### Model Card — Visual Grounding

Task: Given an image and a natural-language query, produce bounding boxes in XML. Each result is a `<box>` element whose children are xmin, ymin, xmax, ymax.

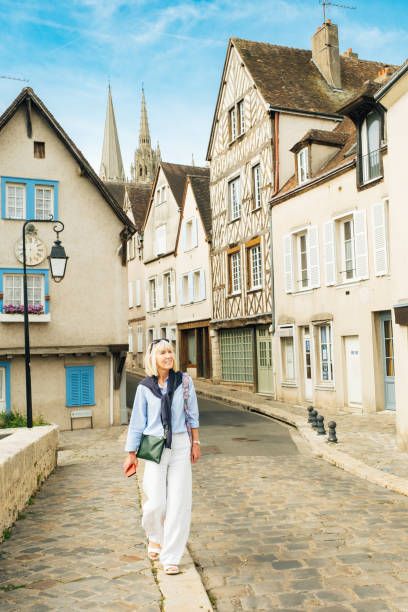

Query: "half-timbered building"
<box><xmin>207</xmin><ymin>20</ymin><xmax>393</xmax><ymax>395</ymax></box>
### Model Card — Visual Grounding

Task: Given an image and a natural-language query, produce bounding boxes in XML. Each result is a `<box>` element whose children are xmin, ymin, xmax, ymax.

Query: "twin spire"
<box><xmin>100</xmin><ymin>85</ymin><xmax>160</xmax><ymax>184</ymax></box>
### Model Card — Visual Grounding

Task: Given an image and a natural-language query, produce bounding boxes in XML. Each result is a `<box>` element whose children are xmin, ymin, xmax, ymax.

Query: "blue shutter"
<box><xmin>66</xmin><ymin>366</ymin><xmax>95</xmax><ymax>406</ymax></box>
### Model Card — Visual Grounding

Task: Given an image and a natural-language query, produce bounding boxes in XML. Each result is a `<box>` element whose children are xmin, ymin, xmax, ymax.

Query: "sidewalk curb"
<box><xmin>136</xmin><ymin>459</ymin><xmax>214</xmax><ymax>612</ymax></box>
<box><xmin>194</xmin><ymin>385</ymin><xmax>408</xmax><ymax>498</ymax></box>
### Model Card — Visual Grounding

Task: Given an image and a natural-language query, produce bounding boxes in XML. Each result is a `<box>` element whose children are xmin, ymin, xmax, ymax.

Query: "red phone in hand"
<box><xmin>125</xmin><ymin>463</ymin><xmax>137</xmax><ymax>477</ymax></box>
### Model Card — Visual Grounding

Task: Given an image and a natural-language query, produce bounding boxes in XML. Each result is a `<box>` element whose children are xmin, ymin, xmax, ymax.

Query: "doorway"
<box><xmin>344</xmin><ymin>335</ymin><xmax>362</xmax><ymax>406</ymax></box>
<box><xmin>302</xmin><ymin>327</ymin><xmax>313</xmax><ymax>401</ymax></box>
<box><xmin>380</xmin><ymin>312</ymin><xmax>395</xmax><ymax>410</ymax></box>
<box><xmin>256</xmin><ymin>326</ymin><xmax>273</xmax><ymax>395</ymax></box>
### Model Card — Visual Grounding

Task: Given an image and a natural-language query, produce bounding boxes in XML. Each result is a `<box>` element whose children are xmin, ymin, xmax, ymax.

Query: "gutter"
<box><xmin>268</xmin><ymin>104</ymin><xmax>342</xmax><ymax>122</ymax></box>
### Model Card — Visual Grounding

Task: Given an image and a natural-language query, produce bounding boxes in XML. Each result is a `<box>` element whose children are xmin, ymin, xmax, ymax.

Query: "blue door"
<box><xmin>380</xmin><ymin>312</ymin><xmax>395</xmax><ymax>411</ymax></box>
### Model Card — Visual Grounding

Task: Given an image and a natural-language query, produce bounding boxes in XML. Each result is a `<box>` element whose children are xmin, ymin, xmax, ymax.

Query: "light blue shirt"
<box><xmin>125</xmin><ymin>375</ymin><xmax>199</xmax><ymax>452</ymax></box>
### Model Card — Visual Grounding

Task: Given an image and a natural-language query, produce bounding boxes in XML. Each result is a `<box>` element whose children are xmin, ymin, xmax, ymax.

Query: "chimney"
<box><xmin>374</xmin><ymin>66</ymin><xmax>395</xmax><ymax>84</ymax></box>
<box><xmin>312</xmin><ymin>21</ymin><xmax>342</xmax><ymax>89</ymax></box>
<box><xmin>343</xmin><ymin>48</ymin><xmax>358</xmax><ymax>59</ymax></box>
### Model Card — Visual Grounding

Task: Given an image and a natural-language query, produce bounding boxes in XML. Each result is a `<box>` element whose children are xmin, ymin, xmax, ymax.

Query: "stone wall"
<box><xmin>0</xmin><ymin>425</ymin><xmax>58</xmax><ymax>538</ymax></box>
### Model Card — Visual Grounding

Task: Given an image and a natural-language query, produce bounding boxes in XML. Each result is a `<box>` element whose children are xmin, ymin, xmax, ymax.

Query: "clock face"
<box><xmin>15</xmin><ymin>236</ymin><xmax>47</xmax><ymax>266</ymax></box>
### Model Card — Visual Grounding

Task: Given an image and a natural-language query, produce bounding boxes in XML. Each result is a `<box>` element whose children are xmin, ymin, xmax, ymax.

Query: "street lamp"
<box><xmin>23</xmin><ymin>219</ymin><xmax>68</xmax><ymax>428</ymax></box>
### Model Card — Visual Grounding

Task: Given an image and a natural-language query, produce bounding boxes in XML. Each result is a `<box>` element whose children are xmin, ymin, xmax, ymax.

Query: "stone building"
<box><xmin>0</xmin><ymin>88</ymin><xmax>134</xmax><ymax>429</ymax></box>
<box><xmin>207</xmin><ymin>20</ymin><xmax>393</xmax><ymax>396</ymax></box>
<box><xmin>130</xmin><ymin>89</ymin><xmax>161</xmax><ymax>184</ymax></box>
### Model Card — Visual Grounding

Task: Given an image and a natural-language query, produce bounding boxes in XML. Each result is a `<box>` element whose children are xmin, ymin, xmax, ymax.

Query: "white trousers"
<box><xmin>142</xmin><ymin>432</ymin><xmax>192</xmax><ymax>566</ymax></box>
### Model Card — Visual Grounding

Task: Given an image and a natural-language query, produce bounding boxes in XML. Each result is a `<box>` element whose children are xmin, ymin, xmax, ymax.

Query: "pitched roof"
<box><xmin>0</xmin><ymin>88</ymin><xmax>134</xmax><ymax>233</ymax></box>
<box><xmin>161</xmin><ymin>162</ymin><xmax>209</xmax><ymax>207</ymax></box>
<box><xmin>188</xmin><ymin>174</ymin><xmax>211</xmax><ymax>239</ymax></box>
<box><xmin>104</xmin><ymin>181</ymin><xmax>151</xmax><ymax>231</ymax></box>
<box><xmin>291</xmin><ymin>129</ymin><xmax>348</xmax><ymax>153</ymax></box>
<box><xmin>232</xmin><ymin>38</ymin><xmax>394</xmax><ymax>116</ymax></box>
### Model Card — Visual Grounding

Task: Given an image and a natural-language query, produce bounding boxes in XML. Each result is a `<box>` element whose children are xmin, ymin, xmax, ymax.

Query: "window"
<box><xmin>228</xmin><ymin>250</ymin><xmax>241</xmax><ymax>294</ymax></box>
<box><xmin>220</xmin><ymin>328</ymin><xmax>254</xmax><ymax>383</ymax></box>
<box><xmin>281</xmin><ymin>336</ymin><xmax>295</xmax><ymax>382</ymax></box>
<box><xmin>137</xmin><ymin>325</ymin><xmax>143</xmax><ymax>353</ymax></box>
<box><xmin>163</xmin><ymin>271</ymin><xmax>175</xmax><ymax>306</ymax></box>
<box><xmin>340</xmin><ymin>218</ymin><xmax>355</xmax><ymax>281</ymax></box>
<box><xmin>186</xmin><ymin>329</ymin><xmax>196</xmax><ymax>365</ymax></box>
<box><xmin>0</xmin><ymin>362</ymin><xmax>10</xmax><ymax>413</ymax></box>
<box><xmin>229</xmin><ymin>106</ymin><xmax>237</xmax><ymax>141</ymax></box>
<box><xmin>35</xmin><ymin>185</ymin><xmax>53</xmax><ymax>219</ymax></box>
<box><xmin>66</xmin><ymin>366</ymin><xmax>95</xmax><ymax>407</ymax></box>
<box><xmin>34</xmin><ymin>142</ymin><xmax>45</xmax><ymax>159</ymax></box>
<box><xmin>252</xmin><ymin>164</ymin><xmax>261</xmax><ymax>210</ymax></box>
<box><xmin>155</xmin><ymin>224</ymin><xmax>166</xmax><ymax>256</ymax></box>
<box><xmin>183</xmin><ymin>217</ymin><xmax>197</xmax><ymax>251</ymax></box>
<box><xmin>2</xmin><ymin>177</ymin><xmax>58</xmax><ymax>220</ymax></box>
<box><xmin>193</xmin><ymin>271</ymin><xmax>201</xmax><ymax>301</ymax></box>
<box><xmin>128</xmin><ymin>281</ymin><xmax>134</xmax><ymax>308</ymax></box>
<box><xmin>127</xmin><ymin>236</ymin><xmax>135</xmax><ymax>261</ymax></box>
<box><xmin>229</xmin><ymin>177</ymin><xmax>240</xmax><ymax>221</ymax></box>
<box><xmin>6</xmin><ymin>184</ymin><xmax>25</xmax><ymax>219</ymax></box>
<box><xmin>246</xmin><ymin>241</ymin><xmax>262</xmax><ymax>290</ymax></box>
<box><xmin>146</xmin><ymin>327</ymin><xmax>155</xmax><ymax>347</ymax></box>
<box><xmin>135</xmin><ymin>279</ymin><xmax>141</xmax><ymax>306</ymax></box>
<box><xmin>360</xmin><ymin>111</ymin><xmax>381</xmax><ymax>184</ymax></box>
<box><xmin>128</xmin><ymin>326</ymin><xmax>133</xmax><ymax>353</ymax></box>
<box><xmin>4</xmin><ymin>274</ymin><xmax>44</xmax><ymax>310</ymax></box>
<box><xmin>317</xmin><ymin>324</ymin><xmax>333</xmax><ymax>383</ymax></box>
<box><xmin>168</xmin><ymin>325</ymin><xmax>177</xmax><ymax>351</ymax></box>
<box><xmin>283</xmin><ymin>226</ymin><xmax>320</xmax><ymax>293</ymax></box>
<box><xmin>161</xmin><ymin>186</ymin><xmax>166</xmax><ymax>203</ymax></box>
<box><xmin>297</xmin><ymin>148</ymin><xmax>308</xmax><ymax>184</ymax></box>
<box><xmin>149</xmin><ymin>278</ymin><xmax>157</xmax><ymax>310</ymax></box>
<box><xmin>237</xmin><ymin>99</ymin><xmax>245</xmax><ymax>135</ymax></box>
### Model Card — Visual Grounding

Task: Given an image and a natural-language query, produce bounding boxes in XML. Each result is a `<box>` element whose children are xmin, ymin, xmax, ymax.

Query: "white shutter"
<box><xmin>152</xmin><ymin>327</ymin><xmax>157</xmax><ymax>340</ymax></box>
<box><xmin>128</xmin><ymin>327</ymin><xmax>133</xmax><ymax>353</ymax></box>
<box><xmin>169</xmin><ymin>270</ymin><xmax>176</xmax><ymax>306</ymax></box>
<box><xmin>137</xmin><ymin>326</ymin><xmax>143</xmax><ymax>353</ymax></box>
<box><xmin>372</xmin><ymin>201</ymin><xmax>388</xmax><ymax>276</ymax></box>
<box><xmin>188</xmin><ymin>272</ymin><xmax>194</xmax><ymax>303</ymax></box>
<box><xmin>145</xmin><ymin>281</ymin><xmax>150</xmax><ymax>312</ymax></box>
<box><xmin>323</xmin><ymin>221</ymin><xmax>336</xmax><ymax>286</ymax></box>
<box><xmin>128</xmin><ymin>282</ymin><xmax>133</xmax><ymax>308</ymax></box>
<box><xmin>135</xmin><ymin>279</ymin><xmax>141</xmax><ymax>306</ymax></box>
<box><xmin>157</xmin><ymin>275</ymin><xmax>164</xmax><ymax>309</ymax></box>
<box><xmin>199</xmin><ymin>269</ymin><xmax>206</xmax><ymax>300</ymax></box>
<box><xmin>179</xmin><ymin>276</ymin><xmax>184</xmax><ymax>305</ymax></box>
<box><xmin>283</xmin><ymin>234</ymin><xmax>294</xmax><ymax>293</ymax></box>
<box><xmin>308</xmin><ymin>226</ymin><xmax>320</xmax><ymax>289</ymax></box>
<box><xmin>353</xmin><ymin>209</ymin><xmax>369</xmax><ymax>280</ymax></box>
<box><xmin>192</xmin><ymin>217</ymin><xmax>198</xmax><ymax>248</ymax></box>
<box><xmin>182</xmin><ymin>221</ymin><xmax>187</xmax><ymax>252</ymax></box>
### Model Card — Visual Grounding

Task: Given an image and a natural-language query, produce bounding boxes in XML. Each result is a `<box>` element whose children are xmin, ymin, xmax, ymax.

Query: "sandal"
<box><xmin>164</xmin><ymin>564</ymin><xmax>180</xmax><ymax>575</ymax></box>
<box><xmin>147</xmin><ymin>543</ymin><xmax>161</xmax><ymax>560</ymax></box>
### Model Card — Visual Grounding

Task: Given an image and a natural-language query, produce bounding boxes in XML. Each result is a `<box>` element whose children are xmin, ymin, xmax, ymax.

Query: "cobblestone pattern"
<box><xmin>191</xmin><ymin>378</ymin><xmax>408</xmax><ymax>481</ymax></box>
<box><xmin>189</xmin><ymin>452</ymin><xmax>408</xmax><ymax>612</ymax></box>
<box><xmin>0</xmin><ymin>427</ymin><xmax>161</xmax><ymax>612</ymax></box>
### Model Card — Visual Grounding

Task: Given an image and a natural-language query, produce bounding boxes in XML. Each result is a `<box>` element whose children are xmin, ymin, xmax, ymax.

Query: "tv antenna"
<box><xmin>0</xmin><ymin>74</ymin><xmax>29</xmax><ymax>82</ymax></box>
<box><xmin>320</xmin><ymin>0</ymin><xmax>356</xmax><ymax>23</ymax></box>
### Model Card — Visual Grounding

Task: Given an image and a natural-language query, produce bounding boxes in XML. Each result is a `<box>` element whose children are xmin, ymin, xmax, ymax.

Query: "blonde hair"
<box><xmin>144</xmin><ymin>339</ymin><xmax>178</xmax><ymax>377</ymax></box>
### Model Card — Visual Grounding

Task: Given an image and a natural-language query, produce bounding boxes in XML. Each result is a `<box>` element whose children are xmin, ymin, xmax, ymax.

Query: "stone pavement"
<box><xmin>189</xmin><ymin>447</ymin><xmax>408</xmax><ymax>612</ymax></box>
<box><xmin>0</xmin><ymin>427</ymin><xmax>211</xmax><ymax>612</ymax></box>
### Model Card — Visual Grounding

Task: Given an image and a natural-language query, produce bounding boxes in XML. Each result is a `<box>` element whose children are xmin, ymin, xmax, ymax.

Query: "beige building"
<box><xmin>0</xmin><ymin>88</ymin><xmax>134</xmax><ymax>429</ymax></box>
<box><xmin>270</xmin><ymin>61</ymin><xmax>405</xmax><ymax>423</ymax></box>
<box><xmin>207</xmin><ymin>21</ymin><xmax>388</xmax><ymax>395</ymax></box>
<box><xmin>375</xmin><ymin>63</ymin><xmax>408</xmax><ymax>448</ymax></box>
<box><xmin>142</xmin><ymin>163</ymin><xmax>209</xmax><ymax>363</ymax></box>
<box><xmin>176</xmin><ymin>173</ymin><xmax>212</xmax><ymax>378</ymax></box>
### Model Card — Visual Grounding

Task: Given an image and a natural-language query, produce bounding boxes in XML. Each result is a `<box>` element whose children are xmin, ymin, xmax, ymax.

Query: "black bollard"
<box><xmin>307</xmin><ymin>406</ymin><xmax>314</xmax><ymax>423</ymax></box>
<box><xmin>311</xmin><ymin>409</ymin><xmax>318</xmax><ymax>429</ymax></box>
<box><xmin>317</xmin><ymin>415</ymin><xmax>326</xmax><ymax>435</ymax></box>
<box><xmin>328</xmin><ymin>421</ymin><xmax>338</xmax><ymax>443</ymax></box>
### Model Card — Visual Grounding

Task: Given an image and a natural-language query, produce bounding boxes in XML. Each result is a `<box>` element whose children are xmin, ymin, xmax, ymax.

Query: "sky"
<box><xmin>0</xmin><ymin>0</ymin><xmax>407</xmax><ymax>175</ymax></box>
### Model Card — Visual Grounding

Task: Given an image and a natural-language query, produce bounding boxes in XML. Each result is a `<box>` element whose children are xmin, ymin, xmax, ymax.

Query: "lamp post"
<box><xmin>23</xmin><ymin>219</ymin><xmax>68</xmax><ymax>428</ymax></box>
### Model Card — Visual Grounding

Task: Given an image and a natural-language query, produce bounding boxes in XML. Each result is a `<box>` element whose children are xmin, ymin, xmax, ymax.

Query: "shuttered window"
<box><xmin>283</xmin><ymin>227</ymin><xmax>320</xmax><ymax>293</ymax></box>
<box><xmin>66</xmin><ymin>366</ymin><xmax>95</xmax><ymax>407</ymax></box>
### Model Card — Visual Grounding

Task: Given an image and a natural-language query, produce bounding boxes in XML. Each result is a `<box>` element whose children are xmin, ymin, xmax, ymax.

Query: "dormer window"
<box><xmin>360</xmin><ymin>111</ymin><xmax>381</xmax><ymax>184</ymax></box>
<box><xmin>297</xmin><ymin>148</ymin><xmax>309</xmax><ymax>184</ymax></box>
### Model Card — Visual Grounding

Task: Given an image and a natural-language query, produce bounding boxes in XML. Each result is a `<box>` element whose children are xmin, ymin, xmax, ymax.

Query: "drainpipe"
<box><xmin>110</xmin><ymin>353</ymin><xmax>114</xmax><ymax>426</ymax></box>
<box><xmin>269</xmin><ymin>110</ymin><xmax>279</xmax><ymax>335</ymax></box>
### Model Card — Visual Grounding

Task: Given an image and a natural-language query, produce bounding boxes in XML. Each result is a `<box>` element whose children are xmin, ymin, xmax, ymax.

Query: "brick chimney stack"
<box><xmin>312</xmin><ymin>21</ymin><xmax>342</xmax><ymax>89</ymax></box>
<box><xmin>343</xmin><ymin>48</ymin><xmax>358</xmax><ymax>59</ymax></box>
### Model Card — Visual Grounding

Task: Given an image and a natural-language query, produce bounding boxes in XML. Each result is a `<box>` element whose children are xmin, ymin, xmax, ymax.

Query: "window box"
<box><xmin>0</xmin><ymin>313</ymin><xmax>51</xmax><ymax>322</ymax></box>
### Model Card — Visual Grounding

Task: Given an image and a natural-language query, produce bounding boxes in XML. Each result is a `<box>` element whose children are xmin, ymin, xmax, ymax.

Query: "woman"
<box><xmin>123</xmin><ymin>339</ymin><xmax>201</xmax><ymax>575</ymax></box>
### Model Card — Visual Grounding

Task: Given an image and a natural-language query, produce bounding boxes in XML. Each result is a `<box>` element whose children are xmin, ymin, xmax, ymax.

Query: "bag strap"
<box><xmin>182</xmin><ymin>373</ymin><xmax>193</xmax><ymax>444</ymax></box>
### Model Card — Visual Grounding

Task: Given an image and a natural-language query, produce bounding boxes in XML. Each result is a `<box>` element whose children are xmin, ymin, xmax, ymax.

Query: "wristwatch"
<box><xmin>192</xmin><ymin>441</ymin><xmax>201</xmax><ymax>445</ymax></box>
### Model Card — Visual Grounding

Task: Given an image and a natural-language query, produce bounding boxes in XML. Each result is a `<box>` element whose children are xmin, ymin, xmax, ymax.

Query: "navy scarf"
<box><xmin>140</xmin><ymin>369</ymin><xmax>182</xmax><ymax>448</ymax></box>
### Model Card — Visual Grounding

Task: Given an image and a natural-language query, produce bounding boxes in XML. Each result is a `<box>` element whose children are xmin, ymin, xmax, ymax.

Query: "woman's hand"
<box><xmin>191</xmin><ymin>443</ymin><xmax>201</xmax><ymax>464</ymax></box>
<box><xmin>123</xmin><ymin>452</ymin><xmax>138</xmax><ymax>473</ymax></box>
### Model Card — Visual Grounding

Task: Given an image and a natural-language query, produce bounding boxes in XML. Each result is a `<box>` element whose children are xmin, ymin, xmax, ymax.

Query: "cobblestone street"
<box><xmin>190</xmin><ymin>448</ymin><xmax>408</xmax><ymax>611</ymax></box>
<box><xmin>0</xmin><ymin>428</ymin><xmax>162</xmax><ymax>612</ymax></box>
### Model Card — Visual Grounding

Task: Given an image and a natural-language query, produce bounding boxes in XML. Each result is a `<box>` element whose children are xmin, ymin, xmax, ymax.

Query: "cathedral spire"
<box><xmin>100</xmin><ymin>85</ymin><xmax>125</xmax><ymax>183</ymax></box>
<box><xmin>139</xmin><ymin>88</ymin><xmax>151</xmax><ymax>148</ymax></box>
